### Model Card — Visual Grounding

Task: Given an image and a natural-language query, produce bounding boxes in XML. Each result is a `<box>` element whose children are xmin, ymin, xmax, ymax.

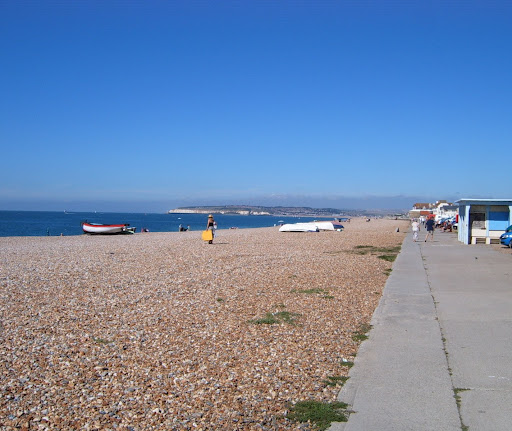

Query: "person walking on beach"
<box><xmin>206</xmin><ymin>214</ymin><xmax>216</xmax><ymax>244</ymax></box>
<box><xmin>425</xmin><ymin>216</ymin><xmax>435</xmax><ymax>242</ymax></box>
<box><xmin>411</xmin><ymin>219</ymin><xmax>420</xmax><ymax>242</ymax></box>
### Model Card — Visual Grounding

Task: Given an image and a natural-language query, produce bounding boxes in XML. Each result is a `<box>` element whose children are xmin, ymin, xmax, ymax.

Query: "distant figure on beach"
<box><xmin>425</xmin><ymin>217</ymin><xmax>435</xmax><ymax>242</ymax></box>
<box><xmin>206</xmin><ymin>214</ymin><xmax>216</xmax><ymax>244</ymax></box>
<box><xmin>411</xmin><ymin>219</ymin><xmax>420</xmax><ymax>242</ymax></box>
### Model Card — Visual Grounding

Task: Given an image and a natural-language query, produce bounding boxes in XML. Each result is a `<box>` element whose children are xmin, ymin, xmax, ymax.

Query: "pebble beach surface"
<box><xmin>0</xmin><ymin>218</ymin><xmax>408</xmax><ymax>430</ymax></box>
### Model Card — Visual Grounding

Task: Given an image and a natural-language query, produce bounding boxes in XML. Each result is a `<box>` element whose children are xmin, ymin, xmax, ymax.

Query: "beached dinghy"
<box><xmin>278</xmin><ymin>223</ymin><xmax>319</xmax><ymax>232</ymax></box>
<box><xmin>313</xmin><ymin>221</ymin><xmax>345</xmax><ymax>231</ymax></box>
<box><xmin>312</xmin><ymin>221</ymin><xmax>336</xmax><ymax>231</ymax></box>
<box><xmin>82</xmin><ymin>222</ymin><xmax>136</xmax><ymax>235</ymax></box>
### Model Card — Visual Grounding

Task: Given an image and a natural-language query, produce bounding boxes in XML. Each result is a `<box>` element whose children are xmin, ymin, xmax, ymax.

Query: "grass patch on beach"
<box><xmin>352</xmin><ymin>323</ymin><xmax>372</xmax><ymax>342</ymax></box>
<box><xmin>341</xmin><ymin>360</ymin><xmax>354</xmax><ymax>368</ymax></box>
<box><xmin>286</xmin><ymin>400</ymin><xmax>348</xmax><ymax>430</ymax></box>
<box><xmin>352</xmin><ymin>245</ymin><xmax>374</xmax><ymax>253</ymax></box>
<box><xmin>249</xmin><ymin>312</ymin><xmax>279</xmax><ymax>325</ymax></box>
<box><xmin>293</xmin><ymin>287</ymin><xmax>325</xmax><ymax>295</ymax></box>
<box><xmin>292</xmin><ymin>288</ymin><xmax>334</xmax><ymax>299</ymax></box>
<box><xmin>322</xmin><ymin>375</ymin><xmax>349</xmax><ymax>387</ymax></box>
<box><xmin>249</xmin><ymin>310</ymin><xmax>301</xmax><ymax>325</ymax></box>
<box><xmin>352</xmin><ymin>245</ymin><xmax>401</xmax><ymax>261</ymax></box>
<box><xmin>378</xmin><ymin>254</ymin><xmax>397</xmax><ymax>262</ymax></box>
<box><xmin>92</xmin><ymin>337</ymin><xmax>113</xmax><ymax>345</ymax></box>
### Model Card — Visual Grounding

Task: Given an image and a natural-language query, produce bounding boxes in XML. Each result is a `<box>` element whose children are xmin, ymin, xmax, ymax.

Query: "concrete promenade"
<box><xmin>330</xmin><ymin>229</ymin><xmax>512</xmax><ymax>431</ymax></box>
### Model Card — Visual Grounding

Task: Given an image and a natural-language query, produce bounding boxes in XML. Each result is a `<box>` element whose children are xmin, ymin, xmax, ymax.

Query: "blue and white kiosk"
<box><xmin>456</xmin><ymin>199</ymin><xmax>512</xmax><ymax>245</ymax></box>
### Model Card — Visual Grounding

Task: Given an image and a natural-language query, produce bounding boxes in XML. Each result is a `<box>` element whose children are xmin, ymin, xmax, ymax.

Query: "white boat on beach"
<box><xmin>82</xmin><ymin>222</ymin><xmax>136</xmax><ymax>235</ymax></box>
<box><xmin>279</xmin><ymin>221</ymin><xmax>344</xmax><ymax>232</ymax></box>
<box><xmin>313</xmin><ymin>221</ymin><xmax>345</xmax><ymax>231</ymax></box>
<box><xmin>278</xmin><ymin>223</ymin><xmax>319</xmax><ymax>232</ymax></box>
<box><xmin>313</xmin><ymin>221</ymin><xmax>336</xmax><ymax>231</ymax></box>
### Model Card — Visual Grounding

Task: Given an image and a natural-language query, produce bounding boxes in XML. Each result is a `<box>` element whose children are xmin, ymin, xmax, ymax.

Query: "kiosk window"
<box><xmin>470</xmin><ymin>213</ymin><xmax>485</xmax><ymax>229</ymax></box>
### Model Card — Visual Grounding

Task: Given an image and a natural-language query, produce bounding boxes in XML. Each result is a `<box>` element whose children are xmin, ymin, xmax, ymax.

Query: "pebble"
<box><xmin>0</xmin><ymin>218</ymin><xmax>407</xmax><ymax>429</ymax></box>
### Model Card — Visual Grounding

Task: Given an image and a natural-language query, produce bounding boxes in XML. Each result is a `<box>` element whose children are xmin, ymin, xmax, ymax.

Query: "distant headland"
<box><xmin>169</xmin><ymin>205</ymin><xmax>401</xmax><ymax>217</ymax></box>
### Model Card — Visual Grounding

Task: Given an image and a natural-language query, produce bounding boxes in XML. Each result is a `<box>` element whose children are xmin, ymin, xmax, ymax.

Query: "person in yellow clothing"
<box><xmin>206</xmin><ymin>214</ymin><xmax>215</xmax><ymax>244</ymax></box>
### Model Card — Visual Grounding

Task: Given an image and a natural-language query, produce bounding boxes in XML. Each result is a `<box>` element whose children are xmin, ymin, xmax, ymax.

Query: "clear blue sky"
<box><xmin>1</xmin><ymin>1</ymin><xmax>511</xmax><ymax>212</ymax></box>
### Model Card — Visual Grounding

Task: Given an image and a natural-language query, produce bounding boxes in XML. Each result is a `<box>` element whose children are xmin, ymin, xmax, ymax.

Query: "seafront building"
<box><xmin>409</xmin><ymin>200</ymin><xmax>457</xmax><ymax>220</ymax></box>
<box><xmin>456</xmin><ymin>198</ymin><xmax>512</xmax><ymax>245</ymax></box>
<box><xmin>410</xmin><ymin>199</ymin><xmax>512</xmax><ymax>245</ymax></box>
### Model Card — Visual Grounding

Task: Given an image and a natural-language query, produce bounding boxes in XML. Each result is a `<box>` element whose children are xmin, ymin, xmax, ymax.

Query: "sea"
<box><xmin>0</xmin><ymin>211</ymin><xmax>326</xmax><ymax>237</ymax></box>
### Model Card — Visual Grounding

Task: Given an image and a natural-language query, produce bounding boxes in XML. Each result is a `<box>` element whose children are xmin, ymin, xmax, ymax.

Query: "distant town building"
<box><xmin>409</xmin><ymin>202</ymin><xmax>433</xmax><ymax>219</ymax></box>
<box><xmin>409</xmin><ymin>200</ymin><xmax>456</xmax><ymax>220</ymax></box>
<box><xmin>432</xmin><ymin>201</ymin><xmax>458</xmax><ymax>220</ymax></box>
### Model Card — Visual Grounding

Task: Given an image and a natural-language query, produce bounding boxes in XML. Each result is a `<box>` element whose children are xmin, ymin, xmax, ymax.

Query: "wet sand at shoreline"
<box><xmin>0</xmin><ymin>218</ymin><xmax>408</xmax><ymax>430</ymax></box>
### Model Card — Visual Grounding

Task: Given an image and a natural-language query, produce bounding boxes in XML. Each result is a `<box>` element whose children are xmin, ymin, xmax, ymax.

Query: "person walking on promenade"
<box><xmin>206</xmin><ymin>214</ymin><xmax>216</xmax><ymax>244</ymax></box>
<box><xmin>425</xmin><ymin>216</ymin><xmax>435</xmax><ymax>242</ymax></box>
<box><xmin>411</xmin><ymin>219</ymin><xmax>420</xmax><ymax>242</ymax></box>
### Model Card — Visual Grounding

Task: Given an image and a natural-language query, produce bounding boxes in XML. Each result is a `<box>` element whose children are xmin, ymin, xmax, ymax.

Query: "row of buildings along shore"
<box><xmin>409</xmin><ymin>198</ymin><xmax>512</xmax><ymax>246</ymax></box>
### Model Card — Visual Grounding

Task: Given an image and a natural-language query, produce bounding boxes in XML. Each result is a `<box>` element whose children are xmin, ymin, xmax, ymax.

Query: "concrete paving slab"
<box><xmin>330</xmin><ymin>231</ymin><xmax>512</xmax><ymax>430</ymax></box>
<box><xmin>330</xmin><ymin>234</ymin><xmax>461</xmax><ymax>431</ymax></box>
<box><xmin>460</xmin><ymin>388</ymin><xmax>512</xmax><ymax>431</ymax></box>
<box><xmin>444</xmin><ymin>321</ymin><xmax>512</xmax><ymax>390</ymax></box>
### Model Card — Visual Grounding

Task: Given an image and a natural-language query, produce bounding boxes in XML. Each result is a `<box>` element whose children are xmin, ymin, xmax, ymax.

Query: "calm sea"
<box><xmin>0</xmin><ymin>211</ymin><xmax>324</xmax><ymax>237</ymax></box>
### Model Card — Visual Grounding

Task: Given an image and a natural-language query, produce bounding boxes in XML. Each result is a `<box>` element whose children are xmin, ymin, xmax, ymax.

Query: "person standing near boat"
<box><xmin>206</xmin><ymin>214</ymin><xmax>216</xmax><ymax>244</ymax></box>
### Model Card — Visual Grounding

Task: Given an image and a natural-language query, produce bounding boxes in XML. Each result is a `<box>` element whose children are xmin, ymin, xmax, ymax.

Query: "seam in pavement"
<box><xmin>329</xmin><ymin>234</ymin><xmax>461</xmax><ymax>431</ymax></box>
<box><xmin>420</xmin><ymin>244</ymin><xmax>467</xmax><ymax>431</ymax></box>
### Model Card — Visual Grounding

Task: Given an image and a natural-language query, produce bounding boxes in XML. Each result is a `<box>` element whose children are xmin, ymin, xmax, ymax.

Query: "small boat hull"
<box><xmin>82</xmin><ymin>222</ymin><xmax>136</xmax><ymax>235</ymax></box>
<box><xmin>279</xmin><ymin>223</ymin><xmax>319</xmax><ymax>232</ymax></box>
<box><xmin>279</xmin><ymin>221</ymin><xmax>344</xmax><ymax>232</ymax></box>
<box><xmin>313</xmin><ymin>221</ymin><xmax>335</xmax><ymax>231</ymax></box>
<box><xmin>314</xmin><ymin>221</ymin><xmax>345</xmax><ymax>231</ymax></box>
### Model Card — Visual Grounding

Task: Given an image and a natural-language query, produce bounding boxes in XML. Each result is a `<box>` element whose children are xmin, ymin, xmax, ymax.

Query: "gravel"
<box><xmin>0</xmin><ymin>218</ymin><xmax>407</xmax><ymax>430</ymax></box>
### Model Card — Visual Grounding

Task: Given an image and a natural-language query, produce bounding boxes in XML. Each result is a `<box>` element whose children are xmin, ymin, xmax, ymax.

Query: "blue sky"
<box><xmin>1</xmin><ymin>1</ymin><xmax>511</xmax><ymax>212</ymax></box>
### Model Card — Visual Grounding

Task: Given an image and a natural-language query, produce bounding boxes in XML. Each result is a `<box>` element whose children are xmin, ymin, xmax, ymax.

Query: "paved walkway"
<box><xmin>330</xmin><ymin>229</ymin><xmax>512</xmax><ymax>431</ymax></box>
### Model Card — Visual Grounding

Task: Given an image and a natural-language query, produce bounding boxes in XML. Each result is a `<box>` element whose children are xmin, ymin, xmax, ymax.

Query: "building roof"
<box><xmin>456</xmin><ymin>198</ymin><xmax>512</xmax><ymax>205</ymax></box>
<box><xmin>413</xmin><ymin>203</ymin><xmax>431</xmax><ymax>209</ymax></box>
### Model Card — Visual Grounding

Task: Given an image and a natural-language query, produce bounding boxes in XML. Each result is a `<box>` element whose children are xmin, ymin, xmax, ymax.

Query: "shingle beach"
<box><xmin>0</xmin><ymin>218</ymin><xmax>407</xmax><ymax>430</ymax></box>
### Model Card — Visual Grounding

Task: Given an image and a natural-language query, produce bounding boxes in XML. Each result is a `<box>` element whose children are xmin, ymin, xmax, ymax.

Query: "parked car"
<box><xmin>500</xmin><ymin>230</ymin><xmax>512</xmax><ymax>248</ymax></box>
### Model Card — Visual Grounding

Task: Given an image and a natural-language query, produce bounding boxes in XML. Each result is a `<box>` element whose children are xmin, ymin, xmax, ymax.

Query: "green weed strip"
<box><xmin>352</xmin><ymin>323</ymin><xmax>372</xmax><ymax>342</ymax></box>
<box><xmin>286</xmin><ymin>400</ymin><xmax>349</xmax><ymax>430</ymax></box>
<box><xmin>322</xmin><ymin>375</ymin><xmax>349</xmax><ymax>387</ymax></box>
<box><xmin>352</xmin><ymin>245</ymin><xmax>401</xmax><ymax>262</ymax></box>
<box><xmin>292</xmin><ymin>287</ymin><xmax>334</xmax><ymax>299</ymax></box>
<box><xmin>249</xmin><ymin>301</ymin><xmax>374</xmax><ymax>428</ymax></box>
<box><xmin>286</xmin><ymin>350</ymin><xmax>358</xmax><ymax>429</ymax></box>
<box><xmin>248</xmin><ymin>310</ymin><xmax>301</xmax><ymax>325</ymax></box>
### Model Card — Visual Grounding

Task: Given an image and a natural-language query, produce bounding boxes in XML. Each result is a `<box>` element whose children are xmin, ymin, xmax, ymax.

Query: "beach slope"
<box><xmin>0</xmin><ymin>218</ymin><xmax>406</xmax><ymax>430</ymax></box>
